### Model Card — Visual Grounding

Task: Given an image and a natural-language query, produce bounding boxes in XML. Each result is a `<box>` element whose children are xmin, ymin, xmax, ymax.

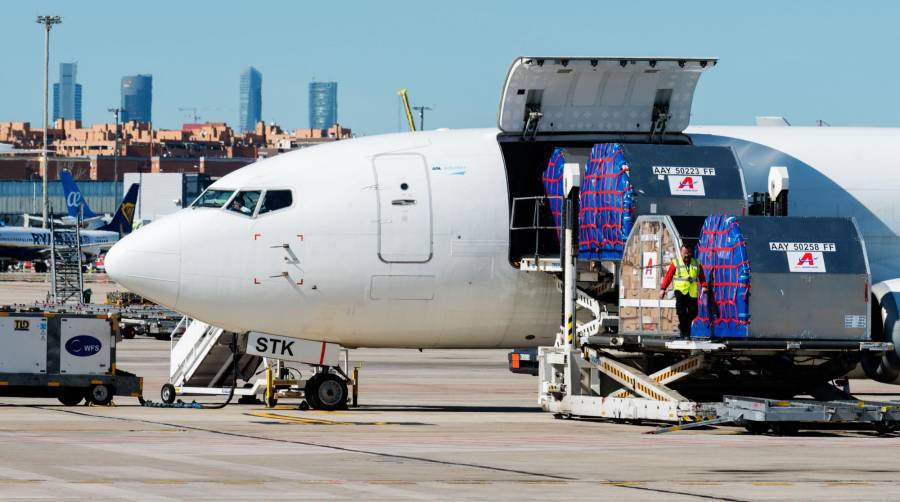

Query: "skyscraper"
<box><xmin>121</xmin><ymin>75</ymin><xmax>152</xmax><ymax>123</ymax></box>
<box><xmin>309</xmin><ymin>81</ymin><xmax>337</xmax><ymax>130</ymax></box>
<box><xmin>53</xmin><ymin>62</ymin><xmax>82</xmax><ymax>122</ymax></box>
<box><xmin>239</xmin><ymin>67</ymin><xmax>262</xmax><ymax>132</ymax></box>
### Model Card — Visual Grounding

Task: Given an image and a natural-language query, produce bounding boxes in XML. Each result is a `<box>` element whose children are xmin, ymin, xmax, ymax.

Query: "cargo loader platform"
<box><xmin>540</xmin><ymin>342</ymin><xmax>900</xmax><ymax>434</ymax></box>
<box><xmin>653</xmin><ymin>395</ymin><xmax>900</xmax><ymax>435</ymax></box>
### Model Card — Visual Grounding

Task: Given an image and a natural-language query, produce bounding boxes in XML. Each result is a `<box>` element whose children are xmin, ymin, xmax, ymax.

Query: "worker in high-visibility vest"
<box><xmin>658</xmin><ymin>244</ymin><xmax>707</xmax><ymax>337</ymax></box>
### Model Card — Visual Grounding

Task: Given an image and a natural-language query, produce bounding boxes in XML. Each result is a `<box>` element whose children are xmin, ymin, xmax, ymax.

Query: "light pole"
<box><xmin>37</xmin><ymin>15</ymin><xmax>62</xmax><ymax>229</ymax></box>
<box><xmin>107</xmin><ymin>108</ymin><xmax>121</xmax><ymax>183</ymax></box>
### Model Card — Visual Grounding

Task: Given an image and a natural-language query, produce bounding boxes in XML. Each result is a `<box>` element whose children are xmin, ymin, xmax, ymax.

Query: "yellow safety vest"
<box><xmin>672</xmin><ymin>258</ymin><xmax>700</xmax><ymax>298</ymax></box>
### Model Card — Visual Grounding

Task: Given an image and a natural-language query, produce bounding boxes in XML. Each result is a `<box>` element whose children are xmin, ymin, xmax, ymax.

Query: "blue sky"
<box><xmin>3</xmin><ymin>1</ymin><xmax>899</xmax><ymax>135</ymax></box>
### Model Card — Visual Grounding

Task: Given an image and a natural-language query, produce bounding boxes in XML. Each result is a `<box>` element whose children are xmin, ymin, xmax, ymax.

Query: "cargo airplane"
<box><xmin>105</xmin><ymin>57</ymin><xmax>900</xmax><ymax>394</ymax></box>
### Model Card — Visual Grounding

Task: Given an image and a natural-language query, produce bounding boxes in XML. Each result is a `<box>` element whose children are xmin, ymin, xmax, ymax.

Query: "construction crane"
<box><xmin>398</xmin><ymin>89</ymin><xmax>416</xmax><ymax>131</ymax></box>
<box><xmin>412</xmin><ymin>105</ymin><xmax>432</xmax><ymax>131</ymax></box>
<box><xmin>178</xmin><ymin>107</ymin><xmax>201</xmax><ymax>123</ymax></box>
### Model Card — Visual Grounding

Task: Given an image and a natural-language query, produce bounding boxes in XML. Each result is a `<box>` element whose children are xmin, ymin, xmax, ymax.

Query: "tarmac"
<box><xmin>1</xmin><ymin>280</ymin><xmax>899</xmax><ymax>500</ymax></box>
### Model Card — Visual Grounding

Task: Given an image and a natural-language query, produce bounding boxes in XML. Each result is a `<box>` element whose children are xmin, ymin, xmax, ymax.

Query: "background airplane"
<box><xmin>59</xmin><ymin>169</ymin><xmax>106</xmax><ymax>227</ymax></box>
<box><xmin>22</xmin><ymin>170</ymin><xmax>115</xmax><ymax>229</ymax></box>
<box><xmin>0</xmin><ymin>183</ymin><xmax>139</xmax><ymax>271</ymax></box>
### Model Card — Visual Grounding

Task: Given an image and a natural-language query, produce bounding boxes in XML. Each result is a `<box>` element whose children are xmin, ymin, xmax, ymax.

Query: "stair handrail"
<box><xmin>169</xmin><ymin>321</ymin><xmax>223</xmax><ymax>386</ymax></box>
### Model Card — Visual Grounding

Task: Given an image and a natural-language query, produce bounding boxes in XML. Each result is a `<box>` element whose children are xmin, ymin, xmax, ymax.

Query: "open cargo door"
<box><xmin>498</xmin><ymin>57</ymin><xmax>716</xmax><ymax>136</ymax></box>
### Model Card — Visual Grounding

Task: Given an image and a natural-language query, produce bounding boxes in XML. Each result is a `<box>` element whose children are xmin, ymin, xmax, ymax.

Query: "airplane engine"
<box><xmin>862</xmin><ymin>280</ymin><xmax>900</xmax><ymax>384</ymax></box>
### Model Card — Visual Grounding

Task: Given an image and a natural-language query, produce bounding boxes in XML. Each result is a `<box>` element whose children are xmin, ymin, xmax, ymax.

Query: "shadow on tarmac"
<box><xmin>356</xmin><ymin>404</ymin><xmax>541</xmax><ymax>413</ymax></box>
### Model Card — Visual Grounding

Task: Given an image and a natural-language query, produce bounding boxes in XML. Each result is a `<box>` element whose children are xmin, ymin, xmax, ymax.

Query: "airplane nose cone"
<box><xmin>105</xmin><ymin>216</ymin><xmax>182</xmax><ymax>308</ymax></box>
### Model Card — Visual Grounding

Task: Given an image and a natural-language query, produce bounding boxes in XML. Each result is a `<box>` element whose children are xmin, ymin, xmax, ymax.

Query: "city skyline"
<box><xmin>4</xmin><ymin>2</ymin><xmax>900</xmax><ymax>134</ymax></box>
<box><xmin>239</xmin><ymin>67</ymin><xmax>262</xmax><ymax>132</ymax></box>
<box><xmin>52</xmin><ymin>62</ymin><xmax>81</xmax><ymax>122</ymax></box>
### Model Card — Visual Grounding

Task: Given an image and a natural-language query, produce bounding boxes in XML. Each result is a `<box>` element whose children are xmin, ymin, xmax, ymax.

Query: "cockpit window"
<box><xmin>193</xmin><ymin>189</ymin><xmax>235</xmax><ymax>208</ymax></box>
<box><xmin>258</xmin><ymin>190</ymin><xmax>293</xmax><ymax>215</ymax></box>
<box><xmin>227</xmin><ymin>191</ymin><xmax>262</xmax><ymax>216</ymax></box>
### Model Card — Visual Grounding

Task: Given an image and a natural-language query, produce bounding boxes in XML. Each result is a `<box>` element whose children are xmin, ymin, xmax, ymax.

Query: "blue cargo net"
<box><xmin>691</xmin><ymin>214</ymin><xmax>751</xmax><ymax>338</ymax></box>
<box><xmin>579</xmin><ymin>143</ymin><xmax>634</xmax><ymax>261</ymax></box>
<box><xmin>541</xmin><ymin>147</ymin><xmax>566</xmax><ymax>242</ymax></box>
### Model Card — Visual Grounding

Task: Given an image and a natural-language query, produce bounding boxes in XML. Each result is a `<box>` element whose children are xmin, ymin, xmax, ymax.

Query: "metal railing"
<box><xmin>509</xmin><ymin>195</ymin><xmax>561</xmax><ymax>261</ymax></box>
<box><xmin>169</xmin><ymin>319</ymin><xmax>223</xmax><ymax>386</ymax></box>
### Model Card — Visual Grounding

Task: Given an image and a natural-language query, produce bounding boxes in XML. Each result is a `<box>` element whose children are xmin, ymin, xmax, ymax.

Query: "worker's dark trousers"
<box><xmin>674</xmin><ymin>291</ymin><xmax>698</xmax><ymax>337</ymax></box>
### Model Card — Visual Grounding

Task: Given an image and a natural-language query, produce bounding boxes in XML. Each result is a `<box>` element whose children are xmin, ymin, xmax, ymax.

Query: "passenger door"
<box><xmin>373</xmin><ymin>154</ymin><xmax>432</xmax><ymax>263</ymax></box>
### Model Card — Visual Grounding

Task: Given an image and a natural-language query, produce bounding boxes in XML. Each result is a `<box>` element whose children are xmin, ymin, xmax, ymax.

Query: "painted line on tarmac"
<box><xmin>248</xmin><ymin>411</ymin><xmax>356</xmax><ymax>425</ymax></box>
<box><xmin>247</xmin><ymin>411</ymin><xmax>421</xmax><ymax>426</ymax></box>
<box><xmin>25</xmin><ymin>405</ymin><xmax>753</xmax><ymax>501</ymax></box>
<box><xmin>31</xmin><ymin>405</ymin><xmax>575</xmax><ymax>482</ymax></box>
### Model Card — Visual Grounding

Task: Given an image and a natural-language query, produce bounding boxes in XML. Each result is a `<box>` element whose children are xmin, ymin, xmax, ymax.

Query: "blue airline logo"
<box><xmin>65</xmin><ymin>335</ymin><xmax>103</xmax><ymax>357</ymax></box>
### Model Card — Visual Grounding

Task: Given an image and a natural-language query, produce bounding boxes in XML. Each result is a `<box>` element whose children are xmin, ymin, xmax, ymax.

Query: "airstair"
<box><xmin>168</xmin><ymin>318</ymin><xmax>262</xmax><ymax>389</ymax></box>
<box><xmin>49</xmin><ymin>216</ymin><xmax>84</xmax><ymax>304</ymax></box>
<box><xmin>161</xmin><ymin>318</ymin><xmax>356</xmax><ymax>408</ymax></box>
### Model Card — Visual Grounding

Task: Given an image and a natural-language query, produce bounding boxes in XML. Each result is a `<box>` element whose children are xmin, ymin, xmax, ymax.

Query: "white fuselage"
<box><xmin>0</xmin><ymin>226</ymin><xmax>120</xmax><ymax>261</ymax></box>
<box><xmin>105</xmin><ymin>126</ymin><xmax>900</xmax><ymax>348</ymax></box>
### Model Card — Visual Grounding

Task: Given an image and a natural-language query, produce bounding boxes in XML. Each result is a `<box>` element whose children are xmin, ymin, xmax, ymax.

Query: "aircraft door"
<box><xmin>374</xmin><ymin>154</ymin><xmax>433</xmax><ymax>263</ymax></box>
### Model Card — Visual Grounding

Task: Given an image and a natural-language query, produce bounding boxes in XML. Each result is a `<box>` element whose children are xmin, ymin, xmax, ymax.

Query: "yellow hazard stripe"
<box><xmin>601</xmin><ymin>360</ymin><xmax>667</xmax><ymax>401</ymax></box>
<box><xmin>680</xmin><ymin>415</ymin><xmax>715</xmax><ymax>422</ymax></box>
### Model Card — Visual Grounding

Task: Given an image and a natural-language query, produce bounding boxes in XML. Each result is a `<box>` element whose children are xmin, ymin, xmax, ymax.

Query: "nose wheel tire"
<box><xmin>304</xmin><ymin>373</ymin><xmax>348</xmax><ymax>411</ymax></box>
<box><xmin>87</xmin><ymin>384</ymin><xmax>113</xmax><ymax>406</ymax></box>
<box><xmin>160</xmin><ymin>383</ymin><xmax>177</xmax><ymax>404</ymax></box>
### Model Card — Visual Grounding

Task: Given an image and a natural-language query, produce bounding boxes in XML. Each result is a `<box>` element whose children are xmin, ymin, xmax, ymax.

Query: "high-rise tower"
<box><xmin>309</xmin><ymin>81</ymin><xmax>337</xmax><ymax>130</ymax></box>
<box><xmin>121</xmin><ymin>75</ymin><xmax>152</xmax><ymax>123</ymax></box>
<box><xmin>239</xmin><ymin>67</ymin><xmax>263</xmax><ymax>132</ymax></box>
<box><xmin>52</xmin><ymin>62</ymin><xmax>82</xmax><ymax>121</ymax></box>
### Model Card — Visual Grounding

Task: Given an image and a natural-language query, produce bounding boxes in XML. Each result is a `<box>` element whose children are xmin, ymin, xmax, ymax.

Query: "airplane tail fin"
<box><xmin>59</xmin><ymin>169</ymin><xmax>98</xmax><ymax>219</ymax></box>
<box><xmin>99</xmin><ymin>183</ymin><xmax>139</xmax><ymax>235</ymax></box>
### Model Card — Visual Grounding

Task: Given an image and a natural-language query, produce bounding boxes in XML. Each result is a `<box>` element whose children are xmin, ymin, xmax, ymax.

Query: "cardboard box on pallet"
<box><xmin>619</xmin><ymin>218</ymin><xmax>680</xmax><ymax>334</ymax></box>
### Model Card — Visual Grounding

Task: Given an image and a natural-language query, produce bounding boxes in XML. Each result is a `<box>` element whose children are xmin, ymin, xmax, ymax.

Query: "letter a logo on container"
<box><xmin>642</xmin><ymin>252</ymin><xmax>658</xmax><ymax>289</ymax></box>
<box><xmin>668</xmin><ymin>175</ymin><xmax>706</xmax><ymax>196</ymax></box>
<box><xmin>787</xmin><ymin>251</ymin><xmax>826</xmax><ymax>272</ymax></box>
